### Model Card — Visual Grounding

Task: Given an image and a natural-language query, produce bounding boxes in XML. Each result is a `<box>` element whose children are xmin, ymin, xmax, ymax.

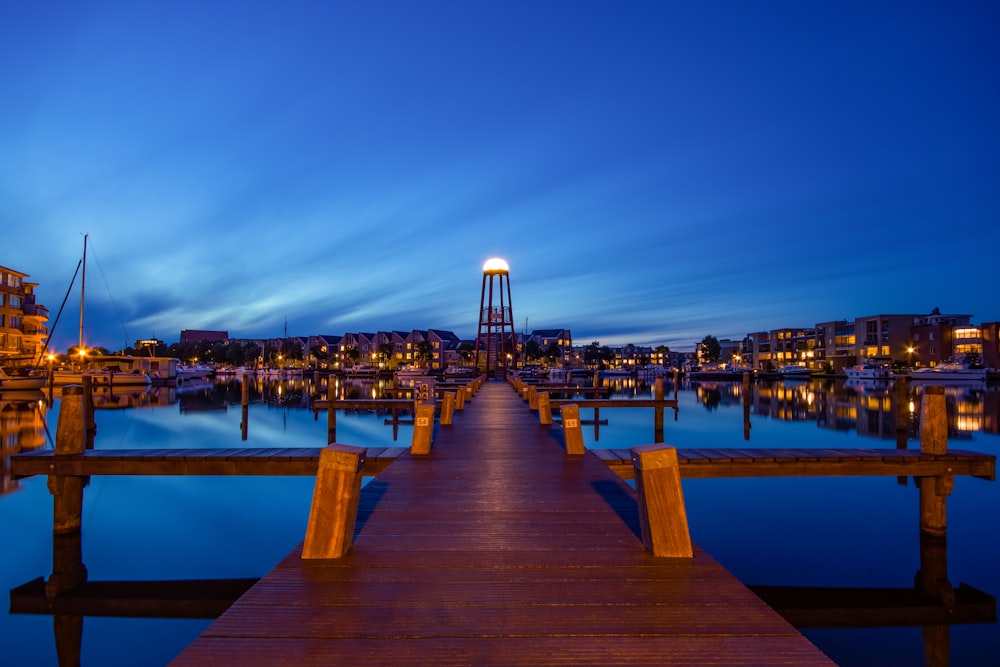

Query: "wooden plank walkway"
<box><xmin>170</xmin><ymin>380</ymin><xmax>834</xmax><ymax>666</ymax></box>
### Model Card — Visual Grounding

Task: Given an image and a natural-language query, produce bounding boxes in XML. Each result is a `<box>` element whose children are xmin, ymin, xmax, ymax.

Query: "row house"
<box><xmin>0</xmin><ymin>265</ymin><xmax>49</xmax><ymax>364</ymax></box>
<box><xmin>522</xmin><ymin>329</ymin><xmax>573</xmax><ymax>367</ymax></box>
<box><xmin>327</xmin><ymin>329</ymin><xmax>463</xmax><ymax>370</ymax></box>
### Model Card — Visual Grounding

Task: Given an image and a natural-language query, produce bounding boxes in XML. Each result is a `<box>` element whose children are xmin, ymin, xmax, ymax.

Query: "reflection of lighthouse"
<box><xmin>474</xmin><ymin>258</ymin><xmax>515</xmax><ymax>378</ymax></box>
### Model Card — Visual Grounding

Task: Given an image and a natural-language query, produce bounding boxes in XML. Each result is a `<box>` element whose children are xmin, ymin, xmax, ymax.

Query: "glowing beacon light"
<box><xmin>483</xmin><ymin>257</ymin><xmax>509</xmax><ymax>274</ymax></box>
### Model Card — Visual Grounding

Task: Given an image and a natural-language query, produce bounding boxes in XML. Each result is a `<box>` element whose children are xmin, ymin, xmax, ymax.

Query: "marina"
<box><xmin>1</xmin><ymin>375</ymin><xmax>999</xmax><ymax>665</ymax></box>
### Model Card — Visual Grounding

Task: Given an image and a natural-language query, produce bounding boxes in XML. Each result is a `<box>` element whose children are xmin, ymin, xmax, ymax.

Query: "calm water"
<box><xmin>1</xmin><ymin>376</ymin><xmax>997</xmax><ymax>666</ymax></box>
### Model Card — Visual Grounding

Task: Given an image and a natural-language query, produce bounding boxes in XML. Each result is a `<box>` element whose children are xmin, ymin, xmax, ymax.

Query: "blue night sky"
<box><xmin>3</xmin><ymin>1</ymin><xmax>998</xmax><ymax>353</ymax></box>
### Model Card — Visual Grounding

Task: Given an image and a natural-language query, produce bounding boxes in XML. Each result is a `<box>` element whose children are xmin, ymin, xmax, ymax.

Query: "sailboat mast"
<box><xmin>79</xmin><ymin>234</ymin><xmax>88</xmax><ymax>349</ymax></box>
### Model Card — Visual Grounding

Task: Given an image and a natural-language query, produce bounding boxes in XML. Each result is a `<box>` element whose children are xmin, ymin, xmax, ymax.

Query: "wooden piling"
<box><xmin>919</xmin><ymin>386</ymin><xmax>950</xmax><ymax>538</ymax></box>
<box><xmin>743</xmin><ymin>371</ymin><xmax>752</xmax><ymax>441</ymax></box>
<box><xmin>895</xmin><ymin>377</ymin><xmax>909</xmax><ymax>434</ymax></box>
<box><xmin>561</xmin><ymin>404</ymin><xmax>585</xmax><ymax>455</ymax></box>
<box><xmin>48</xmin><ymin>385</ymin><xmax>89</xmax><ymax>597</ymax></box>
<box><xmin>326</xmin><ymin>380</ymin><xmax>337</xmax><ymax>443</ymax></box>
<box><xmin>920</xmin><ymin>386</ymin><xmax>948</xmax><ymax>455</ymax></box>
<box><xmin>411</xmin><ymin>404</ymin><xmax>435</xmax><ymax>455</ymax></box>
<box><xmin>81</xmin><ymin>374</ymin><xmax>96</xmax><ymax>436</ymax></box>
<box><xmin>241</xmin><ymin>377</ymin><xmax>249</xmax><ymax>440</ymax></box>
<box><xmin>302</xmin><ymin>444</ymin><xmax>366</xmax><ymax>559</ymax></box>
<box><xmin>630</xmin><ymin>443</ymin><xmax>693</xmax><ymax>558</ymax></box>
<box><xmin>528</xmin><ymin>385</ymin><xmax>538</xmax><ymax>410</ymax></box>
<box><xmin>441</xmin><ymin>392</ymin><xmax>456</xmax><ymax>426</ymax></box>
<box><xmin>455</xmin><ymin>385</ymin><xmax>466</xmax><ymax>411</ymax></box>
<box><xmin>537</xmin><ymin>391</ymin><xmax>552</xmax><ymax>425</ymax></box>
<box><xmin>654</xmin><ymin>377</ymin><xmax>664</xmax><ymax>442</ymax></box>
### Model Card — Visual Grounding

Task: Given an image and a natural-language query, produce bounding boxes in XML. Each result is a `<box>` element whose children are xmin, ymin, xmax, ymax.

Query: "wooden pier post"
<box><xmin>672</xmin><ymin>368</ymin><xmax>680</xmax><ymax>398</ymax></box>
<box><xmin>326</xmin><ymin>380</ymin><xmax>337</xmax><ymax>443</ymax></box>
<box><xmin>654</xmin><ymin>377</ymin><xmax>664</xmax><ymax>443</ymax></box>
<box><xmin>441</xmin><ymin>392</ymin><xmax>456</xmax><ymax>426</ymax></box>
<box><xmin>241</xmin><ymin>377</ymin><xmax>250</xmax><ymax>441</ymax></box>
<box><xmin>302</xmin><ymin>444</ymin><xmax>366</xmax><ymax>559</ymax></box>
<box><xmin>561</xmin><ymin>404</ymin><xmax>585</xmax><ymax>455</ymax></box>
<box><xmin>743</xmin><ymin>371</ymin><xmax>752</xmax><ymax>441</ymax></box>
<box><xmin>47</xmin><ymin>385</ymin><xmax>89</xmax><ymax>597</ymax></box>
<box><xmin>411</xmin><ymin>404</ymin><xmax>435</xmax><ymax>455</ymax></box>
<box><xmin>895</xmin><ymin>376</ymin><xmax>910</xmax><ymax>434</ymax></box>
<box><xmin>631</xmin><ymin>444</ymin><xmax>693</xmax><ymax>558</ymax></box>
<box><xmin>455</xmin><ymin>385</ymin><xmax>466</xmax><ymax>411</ymax></box>
<box><xmin>918</xmin><ymin>386</ymin><xmax>950</xmax><ymax>538</ymax></box>
<box><xmin>537</xmin><ymin>392</ymin><xmax>552</xmax><ymax>425</ymax></box>
<box><xmin>81</xmin><ymin>374</ymin><xmax>96</xmax><ymax>437</ymax></box>
<box><xmin>528</xmin><ymin>385</ymin><xmax>538</xmax><ymax>410</ymax></box>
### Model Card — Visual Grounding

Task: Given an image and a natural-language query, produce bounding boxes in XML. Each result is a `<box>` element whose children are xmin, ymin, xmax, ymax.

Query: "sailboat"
<box><xmin>51</xmin><ymin>235</ymin><xmax>151</xmax><ymax>387</ymax></box>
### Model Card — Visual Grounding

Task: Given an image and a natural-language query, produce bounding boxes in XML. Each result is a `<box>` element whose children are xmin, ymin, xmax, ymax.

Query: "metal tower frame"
<box><xmin>474</xmin><ymin>259</ymin><xmax>515</xmax><ymax>378</ymax></box>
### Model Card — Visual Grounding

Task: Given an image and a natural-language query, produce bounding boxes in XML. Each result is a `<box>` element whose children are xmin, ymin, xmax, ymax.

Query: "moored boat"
<box><xmin>844</xmin><ymin>360</ymin><xmax>894</xmax><ymax>381</ymax></box>
<box><xmin>0</xmin><ymin>366</ymin><xmax>47</xmax><ymax>391</ymax></box>
<box><xmin>777</xmin><ymin>364</ymin><xmax>813</xmax><ymax>377</ymax></box>
<box><xmin>909</xmin><ymin>361</ymin><xmax>986</xmax><ymax>383</ymax></box>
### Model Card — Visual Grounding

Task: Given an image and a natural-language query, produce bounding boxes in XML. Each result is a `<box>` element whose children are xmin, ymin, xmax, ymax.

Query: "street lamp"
<box><xmin>907</xmin><ymin>346</ymin><xmax>915</xmax><ymax>368</ymax></box>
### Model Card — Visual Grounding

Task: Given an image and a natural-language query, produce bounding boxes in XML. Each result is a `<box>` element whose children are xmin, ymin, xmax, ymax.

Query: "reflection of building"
<box><xmin>1</xmin><ymin>391</ymin><xmax>48</xmax><ymax>496</ymax></box>
<box><xmin>750</xmin><ymin>379</ymin><xmax>987</xmax><ymax>442</ymax></box>
<box><xmin>0</xmin><ymin>265</ymin><xmax>49</xmax><ymax>364</ymax></box>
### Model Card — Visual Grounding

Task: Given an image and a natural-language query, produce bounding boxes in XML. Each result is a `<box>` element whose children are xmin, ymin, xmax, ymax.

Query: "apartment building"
<box><xmin>741</xmin><ymin>309</ymin><xmax>989</xmax><ymax>372</ymax></box>
<box><xmin>814</xmin><ymin>320</ymin><xmax>856</xmax><ymax>372</ymax></box>
<box><xmin>0</xmin><ymin>265</ymin><xmax>49</xmax><ymax>364</ymax></box>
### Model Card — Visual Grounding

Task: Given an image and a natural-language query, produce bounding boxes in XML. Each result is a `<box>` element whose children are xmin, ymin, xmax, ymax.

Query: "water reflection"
<box><xmin>0</xmin><ymin>390</ymin><xmax>49</xmax><ymax>496</ymax></box>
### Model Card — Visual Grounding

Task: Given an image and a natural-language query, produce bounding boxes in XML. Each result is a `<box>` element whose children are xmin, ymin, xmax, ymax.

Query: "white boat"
<box><xmin>395</xmin><ymin>365</ymin><xmax>427</xmax><ymax>378</ymax></box>
<box><xmin>53</xmin><ymin>367</ymin><xmax>151</xmax><ymax>387</ymax></box>
<box><xmin>844</xmin><ymin>361</ymin><xmax>894</xmax><ymax>381</ymax></box>
<box><xmin>909</xmin><ymin>361</ymin><xmax>986</xmax><ymax>383</ymax></box>
<box><xmin>0</xmin><ymin>366</ymin><xmax>47</xmax><ymax>390</ymax></box>
<box><xmin>176</xmin><ymin>362</ymin><xmax>215</xmax><ymax>382</ymax></box>
<box><xmin>778</xmin><ymin>364</ymin><xmax>813</xmax><ymax>377</ymax></box>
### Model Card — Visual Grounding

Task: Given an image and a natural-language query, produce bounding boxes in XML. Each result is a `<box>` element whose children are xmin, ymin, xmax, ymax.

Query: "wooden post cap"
<box><xmin>631</xmin><ymin>443</ymin><xmax>679</xmax><ymax>470</ymax></box>
<box><xmin>319</xmin><ymin>443</ymin><xmax>366</xmax><ymax>473</ymax></box>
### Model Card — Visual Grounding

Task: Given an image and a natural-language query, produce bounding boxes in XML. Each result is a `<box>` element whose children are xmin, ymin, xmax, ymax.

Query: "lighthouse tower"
<box><xmin>474</xmin><ymin>258</ymin><xmax>516</xmax><ymax>378</ymax></box>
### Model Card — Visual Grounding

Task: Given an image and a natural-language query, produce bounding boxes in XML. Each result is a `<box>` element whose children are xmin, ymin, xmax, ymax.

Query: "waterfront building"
<box><xmin>745</xmin><ymin>328</ymin><xmax>816</xmax><ymax>372</ymax></box>
<box><xmin>813</xmin><ymin>320</ymin><xmax>855</xmax><ymax>373</ymax></box>
<box><xmin>0</xmin><ymin>265</ymin><xmax>49</xmax><ymax>364</ymax></box>
<box><xmin>305</xmin><ymin>334</ymin><xmax>342</xmax><ymax>369</ymax></box>
<box><xmin>982</xmin><ymin>322</ymin><xmax>1000</xmax><ymax>370</ymax></box>
<box><xmin>909</xmin><ymin>310</ymin><xmax>977</xmax><ymax>368</ymax></box>
<box><xmin>179</xmin><ymin>329</ymin><xmax>229</xmax><ymax>344</ymax></box>
<box><xmin>855</xmin><ymin>313</ymin><xmax>922</xmax><ymax>364</ymax></box>
<box><xmin>524</xmin><ymin>329</ymin><xmax>573</xmax><ymax>368</ymax></box>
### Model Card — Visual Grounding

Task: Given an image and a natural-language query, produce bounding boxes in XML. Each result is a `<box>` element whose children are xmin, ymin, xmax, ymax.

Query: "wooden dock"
<box><xmin>168</xmin><ymin>380</ymin><xmax>834</xmax><ymax>666</ymax></box>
